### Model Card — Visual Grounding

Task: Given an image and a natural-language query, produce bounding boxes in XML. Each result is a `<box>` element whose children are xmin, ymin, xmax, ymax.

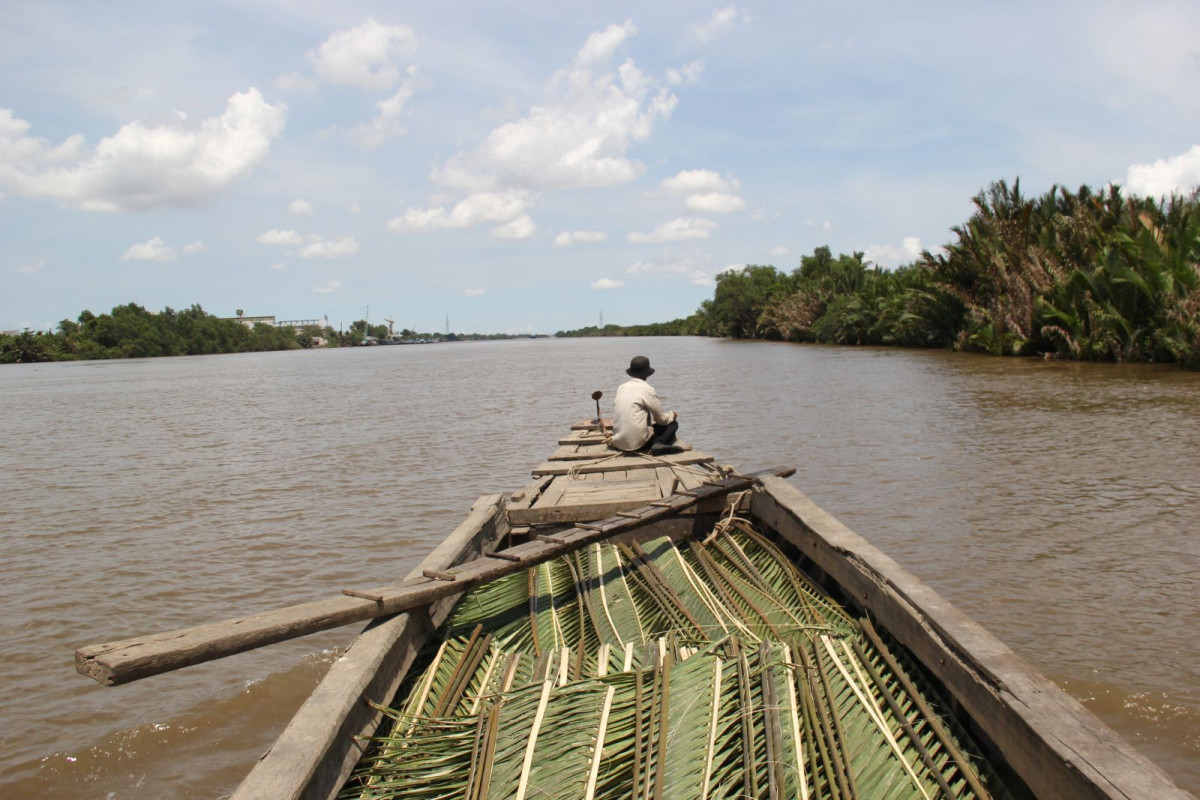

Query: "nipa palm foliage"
<box><xmin>341</xmin><ymin>523</ymin><xmax>1011</xmax><ymax>799</ymax></box>
<box><xmin>925</xmin><ymin>180</ymin><xmax>1200</xmax><ymax>365</ymax></box>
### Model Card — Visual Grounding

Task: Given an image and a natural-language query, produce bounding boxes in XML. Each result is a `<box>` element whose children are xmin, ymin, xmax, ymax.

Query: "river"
<box><xmin>1</xmin><ymin>337</ymin><xmax>1197</xmax><ymax>796</ymax></box>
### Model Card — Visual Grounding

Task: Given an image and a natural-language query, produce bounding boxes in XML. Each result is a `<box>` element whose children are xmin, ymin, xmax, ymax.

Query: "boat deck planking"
<box><xmin>510</xmin><ymin>445</ymin><xmax>716</xmax><ymax>525</ymax></box>
<box><xmin>530</xmin><ymin>449</ymin><xmax>714</xmax><ymax>476</ymax></box>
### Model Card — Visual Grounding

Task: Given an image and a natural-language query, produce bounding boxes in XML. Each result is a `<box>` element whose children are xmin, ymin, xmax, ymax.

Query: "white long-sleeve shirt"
<box><xmin>611</xmin><ymin>378</ymin><xmax>675</xmax><ymax>451</ymax></box>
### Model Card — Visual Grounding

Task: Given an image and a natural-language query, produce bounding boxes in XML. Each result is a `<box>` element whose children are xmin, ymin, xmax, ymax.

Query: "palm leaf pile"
<box><xmin>341</xmin><ymin>521</ymin><xmax>1011</xmax><ymax>799</ymax></box>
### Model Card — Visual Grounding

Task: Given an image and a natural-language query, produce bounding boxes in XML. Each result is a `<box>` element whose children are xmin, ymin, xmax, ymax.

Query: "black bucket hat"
<box><xmin>626</xmin><ymin>355</ymin><xmax>655</xmax><ymax>378</ymax></box>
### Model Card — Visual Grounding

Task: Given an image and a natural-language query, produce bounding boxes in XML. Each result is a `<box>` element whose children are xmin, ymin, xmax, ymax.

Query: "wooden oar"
<box><xmin>75</xmin><ymin>466</ymin><xmax>794</xmax><ymax>687</ymax></box>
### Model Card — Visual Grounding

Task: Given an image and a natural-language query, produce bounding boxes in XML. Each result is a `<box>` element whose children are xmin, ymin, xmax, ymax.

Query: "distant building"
<box><xmin>276</xmin><ymin>318</ymin><xmax>324</xmax><ymax>331</ymax></box>
<box><xmin>223</xmin><ymin>313</ymin><xmax>276</xmax><ymax>328</ymax></box>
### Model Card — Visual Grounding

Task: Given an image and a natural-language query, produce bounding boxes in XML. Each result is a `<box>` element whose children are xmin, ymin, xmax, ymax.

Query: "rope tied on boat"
<box><xmin>702</xmin><ymin>489</ymin><xmax>754</xmax><ymax>546</ymax></box>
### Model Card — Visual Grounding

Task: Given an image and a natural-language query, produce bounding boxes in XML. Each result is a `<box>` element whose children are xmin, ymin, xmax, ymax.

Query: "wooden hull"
<box><xmin>232</xmin><ymin>442</ymin><xmax>1190</xmax><ymax>799</ymax></box>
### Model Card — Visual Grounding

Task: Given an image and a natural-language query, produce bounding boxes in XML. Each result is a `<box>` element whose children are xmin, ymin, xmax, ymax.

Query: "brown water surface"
<box><xmin>1</xmin><ymin>338</ymin><xmax>1197</xmax><ymax>796</ymax></box>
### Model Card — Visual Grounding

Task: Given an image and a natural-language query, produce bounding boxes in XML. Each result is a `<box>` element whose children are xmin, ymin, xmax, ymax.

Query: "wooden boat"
<box><xmin>77</xmin><ymin>419</ymin><xmax>1192</xmax><ymax>799</ymax></box>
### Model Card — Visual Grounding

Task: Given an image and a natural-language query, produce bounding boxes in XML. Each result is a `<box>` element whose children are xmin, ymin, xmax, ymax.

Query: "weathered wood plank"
<box><xmin>510</xmin><ymin>477</ymin><xmax>662</xmax><ymax>525</ymax></box>
<box><xmin>571</xmin><ymin>417</ymin><xmax>611</xmax><ymax>430</ymax></box>
<box><xmin>751</xmin><ymin>477</ymin><xmax>1192</xmax><ymax>800</ymax></box>
<box><xmin>547</xmin><ymin>443</ymin><xmax>619</xmax><ymax>461</ymax></box>
<box><xmin>531</xmin><ymin>450</ymin><xmax>713</xmax><ymax>476</ymax></box>
<box><xmin>654</xmin><ymin>467</ymin><xmax>676</xmax><ymax>498</ymax></box>
<box><xmin>77</xmin><ymin>472</ymin><xmax>785</xmax><ymax>687</ymax></box>
<box><xmin>525</xmin><ymin>475</ymin><xmax>571</xmax><ymax>509</ymax></box>
<box><xmin>557</xmin><ymin>431</ymin><xmax>607</xmax><ymax>445</ymax></box>
<box><xmin>506</xmin><ymin>476</ymin><xmax>553</xmax><ymax>507</ymax></box>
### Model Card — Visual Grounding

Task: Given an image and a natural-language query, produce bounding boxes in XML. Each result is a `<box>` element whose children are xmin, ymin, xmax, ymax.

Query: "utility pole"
<box><xmin>445</xmin><ymin>314</ymin><xmax>449</xmax><ymax>336</ymax></box>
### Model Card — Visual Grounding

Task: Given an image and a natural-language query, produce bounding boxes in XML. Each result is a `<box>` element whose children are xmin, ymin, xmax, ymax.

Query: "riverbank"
<box><xmin>559</xmin><ymin>181</ymin><xmax>1200</xmax><ymax>370</ymax></box>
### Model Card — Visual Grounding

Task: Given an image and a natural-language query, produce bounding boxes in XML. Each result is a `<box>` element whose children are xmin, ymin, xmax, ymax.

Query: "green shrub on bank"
<box><xmin>559</xmin><ymin>180</ymin><xmax>1200</xmax><ymax>368</ymax></box>
<box><xmin>0</xmin><ymin>303</ymin><xmax>300</xmax><ymax>364</ymax></box>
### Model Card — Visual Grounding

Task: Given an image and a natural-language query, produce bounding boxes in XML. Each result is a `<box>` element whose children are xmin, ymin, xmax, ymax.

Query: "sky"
<box><xmin>3</xmin><ymin>1</ymin><xmax>1200</xmax><ymax>335</ymax></box>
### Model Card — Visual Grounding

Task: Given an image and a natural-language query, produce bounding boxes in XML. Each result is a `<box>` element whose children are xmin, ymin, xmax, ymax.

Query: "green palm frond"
<box><xmin>342</xmin><ymin>525</ymin><xmax>1014</xmax><ymax>800</ymax></box>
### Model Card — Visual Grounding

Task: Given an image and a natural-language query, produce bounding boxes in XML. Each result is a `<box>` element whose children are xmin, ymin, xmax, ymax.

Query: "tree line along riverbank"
<box><xmin>0</xmin><ymin>304</ymin><xmax>530</xmax><ymax>364</ymax></box>
<box><xmin>558</xmin><ymin>180</ymin><xmax>1200</xmax><ymax>369</ymax></box>
<box><xmin>6</xmin><ymin>180</ymin><xmax>1198</xmax><ymax>368</ymax></box>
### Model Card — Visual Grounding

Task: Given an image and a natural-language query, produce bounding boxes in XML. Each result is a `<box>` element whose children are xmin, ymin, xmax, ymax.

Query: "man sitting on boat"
<box><xmin>611</xmin><ymin>355</ymin><xmax>690</xmax><ymax>454</ymax></box>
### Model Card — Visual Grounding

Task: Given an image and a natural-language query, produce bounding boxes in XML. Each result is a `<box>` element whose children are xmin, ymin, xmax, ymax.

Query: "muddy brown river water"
<box><xmin>2</xmin><ymin>337</ymin><xmax>1197</xmax><ymax>796</ymax></box>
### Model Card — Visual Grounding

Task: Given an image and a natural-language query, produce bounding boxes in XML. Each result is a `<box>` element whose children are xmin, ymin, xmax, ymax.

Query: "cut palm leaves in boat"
<box><xmin>341</xmin><ymin>520</ymin><xmax>1009</xmax><ymax>800</ymax></box>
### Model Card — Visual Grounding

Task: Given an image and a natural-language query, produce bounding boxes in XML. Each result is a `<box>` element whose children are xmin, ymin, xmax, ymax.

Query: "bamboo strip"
<box><xmin>514</xmin><ymin>679</ymin><xmax>555</xmax><ymax>800</ymax></box>
<box><xmin>699</xmin><ymin>657</ymin><xmax>723</xmax><ymax>800</ymax></box>
<box><xmin>594</xmin><ymin>545</ymin><xmax>624</xmax><ymax>643</ymax></box>
<box><xmin>654</xmin><ymin>649</ymin><xmax>672</xmax><ymax>800</ymax></box>
<box><xmin>633</xmin><ymin>667</ymin><xmax>645</xmax><ymax>800</ymax></box>
<box><xmin>596</xmin><ymin>643</ymin><xmax>611</xmax><ymax>677</ymax></box>
<box><xmin>405</xmin><ymin>638</ymin><xmax>450</xmax><ymax>728</ymax></box>
<box><xmin>584</xmin><ymin>685</ymin><xmax>617</xmax><ymax>800</ymax></box>
<box><xmin>782</xmin><ymin>645</ymin><xmax>810</xmax><ymax>800</ymax></box>
<box><xmin>468</xmin><ymin>649</ymin><xmax>502</xmax><ymax>715</ymax></box>
<box><xmin>432</xmin><ymin>625</ymin><xmax>484</xmax><ymax>717</ymax></box>
<box><xmin>670</xmin><ymin>543</ymin><xmax>731</xmax><ymax>636</ymax></box>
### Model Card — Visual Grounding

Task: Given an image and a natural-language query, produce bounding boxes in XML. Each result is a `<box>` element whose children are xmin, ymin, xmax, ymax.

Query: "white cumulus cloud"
<box><xmin>352</xmin><ymin>67</ymin><xmax>422</xmax><ymax>147</ymax></box>
<box><xmin>490</xmin><ymin>214</ymin><xmax>536</xmax><ymax>240</ymax></box>
<box><xmin>661</xmin><ymin>169</ymin><xmax>744</xmax><ymax>214</ymax></box>
<box><xmin>770</xmin><ymin>245</ymin><xmax>789</xmax><ymax>257</ymax></box>
<box><xmin>689</xmin><ymin>270</ymin><xmax>715</xmax><ymax>287</ymax></box>
<box><xmin>388</xmin><ymin>190</ymin><xmax>531</xmax><ymax>233</ymax></box>
<box><xmin>661</xmin><ymin>169</ymin><xmax>735</xmax><ymax>195</ymax></box>
<box><xmin>577</xmin><ymin>20</ymin><xmax>637</xmax><ymax>66</ymax></box>
<box><xmin>298</xmin><ymin>235</ymin><xmax>359</xmax><ymax>259</ymax></box>
<box><xmin>552</xmin><ymin>230</ymin><xmax>609</xmax><ymax>248</ymax></box>
<box><xmin>288</xmin><ymin>198</ymin><xmax>313</xmax><ymax>216</ymax></box>
<box><xmin>256</xmin><ymin>229</ymin><xmax>304</xmax><ymax>246</ymax></box>
<box><xmin>625</xmin><ymin>259</ymin><xmax>690</xmax><ymax>275</ymax></box>
<box><xmin>685</xmin><ymin>192</ymin><xmax>745</xmax><ymax>214</ymax></box>
<box><xmin>591</xmin><ymin>277</ymin><xmax>625</xmax><ymax>290</ymax></box>
<box><xmin>666</xmin><ymin>61</ymin><xmax>705</xmax><ymax>86</ymax></box>
<box><xmin>1123</xmin><ymin>144</ymin><xmax>1200</xmax><ymax>198</ymax></box>
<box><xmin>692</xmin><ymin>6</ymin><xmax>748</xmax><ymax>43</ymax></box>
<box><xmin>313</xmin><ymin>280</ymin><xmax>343</xmax><ymax>294</ymax></box>
<box><xmin>428</xmin><ymin>24</ymin><xmax>677</xmax><ymax>195</ymax></box>
<box><xmin>308</xmin><ymin>18</ymin><xmax>417</xmax><ymax>91</ymax></box>
<box><xmin>390</xmin><ymin>21</ymin><xmax>684</xmax><ymax>239</ymax></box>
<box><xmin>182</xmin><ymin>240</ymin><xmax>206</xmax><ymax>256</ymax></box>
<box><xmin>121</xmin><ymin>236</ymin><xmax>176</xmax><ymax>262</ymax></box>
<box><xmin>275</xmin><ymin>71</ymin><xmax>317</xmax><ymax>92</ymax></box>
<box><xmin>463</xmin><ymin>288</ymin><xmax>486</xmax><ymax>297</ymax></box>
<box><xmin>0</xmin><ymin>89</ymin><xmax>286</xmax><ymax>212</ymax></box>
<box><xmin>863</xmin><ymin>236</ymin><xmax>924</xmax><ymax>268</ymax></box>
<box><xmin>628</xmin><ymin>217</ymin><xmax>716</xmax><ymax>244</ymax></box>
<box><xmin>15</xmin><ymin>259</ymin><xmax>46</xmax><ymax>274</ymax></box>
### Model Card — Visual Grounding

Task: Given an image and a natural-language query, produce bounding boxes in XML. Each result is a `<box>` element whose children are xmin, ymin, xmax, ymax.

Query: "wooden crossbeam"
<box><xmin>75</xmin><ymin>467</ymin><xmax>794</xmax><ymax>687</ymax></box>
<box><xmin>531</xmin><ymin>450</ymin><xmax>713</xmax><ymax>476</ymax></box>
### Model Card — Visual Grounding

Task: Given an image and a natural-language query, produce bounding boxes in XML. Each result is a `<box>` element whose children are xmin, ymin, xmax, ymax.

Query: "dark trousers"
<box><xmin>641</xmin><ymin>420</ymin><xmax>679</xmax><ymax>450</ymax></box>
